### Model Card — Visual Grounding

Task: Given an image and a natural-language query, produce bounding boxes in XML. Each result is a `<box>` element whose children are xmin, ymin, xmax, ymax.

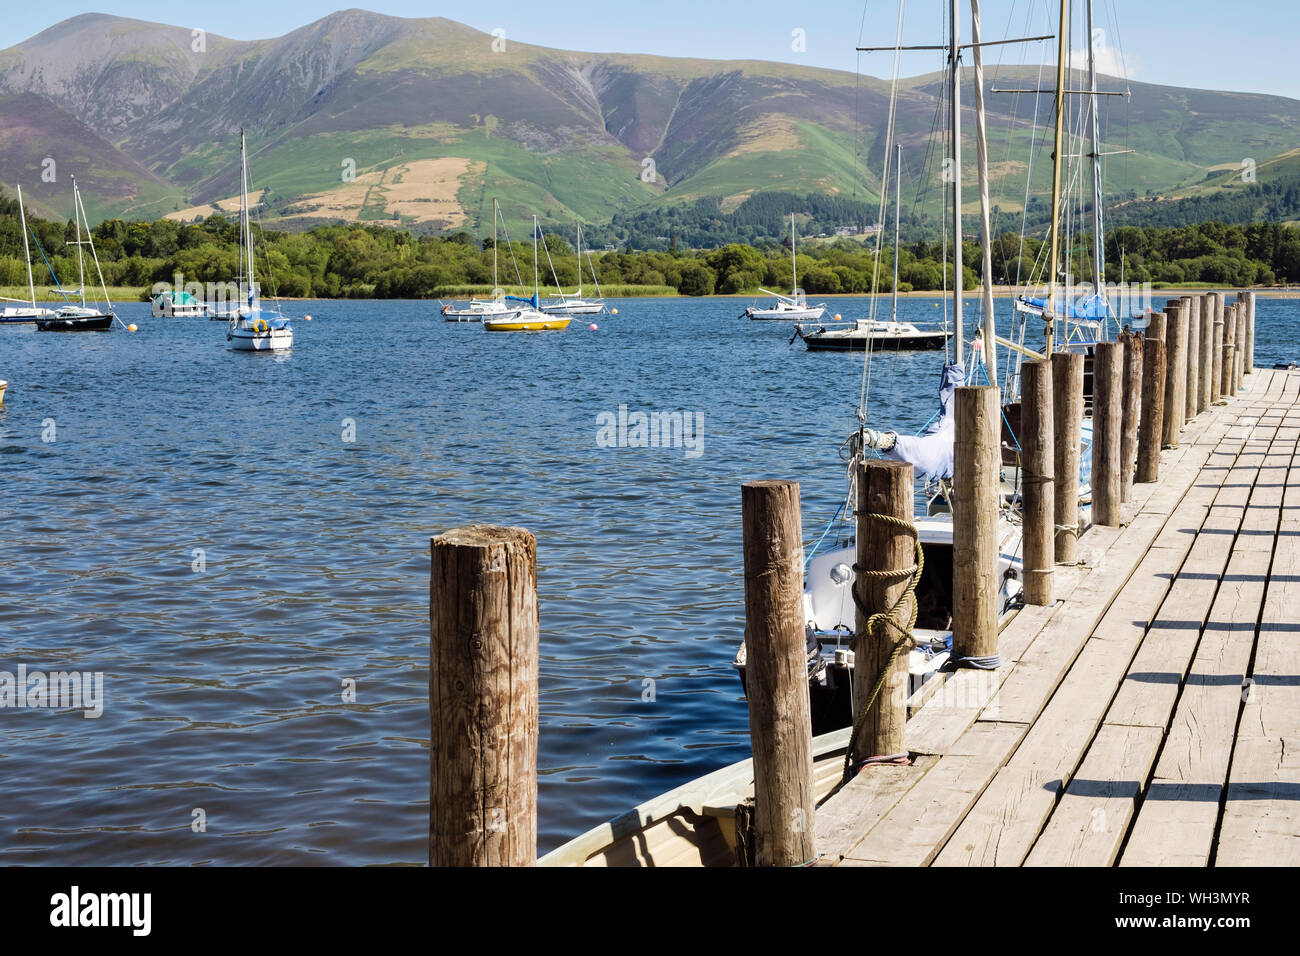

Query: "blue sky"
<box><xmin>5</xmin><ymin>1</ymin><xmax>1299</xmax><ymax>100</ymax></box>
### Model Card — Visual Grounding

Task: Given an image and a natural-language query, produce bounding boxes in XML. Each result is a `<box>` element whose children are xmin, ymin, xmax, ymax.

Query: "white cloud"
<box><xmin>1068</xmin><ymin>27</ymin><xmax>1137</xmax><ymax>80</ymax></box>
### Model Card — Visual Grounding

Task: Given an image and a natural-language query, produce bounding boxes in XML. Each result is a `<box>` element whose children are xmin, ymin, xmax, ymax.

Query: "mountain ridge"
<box><xmin>3</xmin><ymin>9</ymin><xmax>1298</xmax><ymax>242</ymax></box>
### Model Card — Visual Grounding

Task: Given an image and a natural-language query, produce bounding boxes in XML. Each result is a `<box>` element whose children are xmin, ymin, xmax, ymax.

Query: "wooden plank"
<box><xmin>1215</xmin><ymin>736</ymin><xmax>1300</xmax><ymax>866</ymax></box>
<box><xmin>1119</xmin><ymin>547</ymin><xmax>1272</xmax><ymax>866</ymax></box>
<box><xmin>814</xmin><ymin>755</ymin><xmax>938</xmax><ymax>861</ymax></box>
<box><xmin>933</xmin><ymin>541</ymin><xmax>1195</xmax><ymax>867</ymax></box>
<box><xmin>1024</xmin><ymin>725</ymin><xmax>1164</xmax><ymax>866</ymax></box>
<box><xmin>837</xmin><ymin>722</ymin><xmax>1026</xmax><ymax>865</ymax></box>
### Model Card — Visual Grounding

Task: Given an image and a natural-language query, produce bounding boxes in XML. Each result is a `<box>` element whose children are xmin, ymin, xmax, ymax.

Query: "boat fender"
<box><xmin>253</xmin><ymin>318</ymin><xmax>268</xmax><ymax>333</ymax></box>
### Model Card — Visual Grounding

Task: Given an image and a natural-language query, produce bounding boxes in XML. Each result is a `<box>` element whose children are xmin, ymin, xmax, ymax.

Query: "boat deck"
<box><xmin>817</xmin><ymin>365</ymin><xmax>1300</xmax><ymax>867</ymax></box>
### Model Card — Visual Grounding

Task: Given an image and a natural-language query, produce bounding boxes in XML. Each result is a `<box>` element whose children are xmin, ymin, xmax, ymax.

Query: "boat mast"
<box><xmin>791</xmin><ymin>213</ymin><xmax>797</xmax><ymax>297</ymax></box>
<box><xmin>532</xmin><ymin>214</ymin><xmax>539</xmax><ymax>304</ymax></box>
<box><xmin>17</xmin><ymin>184</ymin><xmax>35</xmax><ymax>309</ymax></box>
<box><xmin>891</xmin><ymin>144</ymin><xmax>902</xmax><ymax>323</ymax></box>
<box><xmin>241</xmin><ymin>130</ymin><xmax>256</xmax><ymax>307</ymax></box>
<box><xmin>949</xmin><ymin>0</ymin><xmax>964</xmax><ymax>361</ymax></box>
<box><xmin>492</xmin><ymin>198</ymin><xmax>499</xmax><ymax>291</ymax></box>
<box><xmin>1045</xmin><ymin>0</ymin><xmax>1070</xmax><ymax>355</ymax></box>
<box><xmin>72</xmin><ymin>177</ymin><xmax>85</xmax><ymax>308</ymax></box>
<box><xmin>971</xmin><ymin>0</ymin><xmax>997</xmax><ymax>384</ymax></box>
<box><xmin>574</xmin><ymin>222</ymin><xmax>582</xmax><ymax>297</ymax></box>
<box><xmin>1086</xmin><ymin>0</ymin><xmax>1105</xmax><ymax>334</ymax></box>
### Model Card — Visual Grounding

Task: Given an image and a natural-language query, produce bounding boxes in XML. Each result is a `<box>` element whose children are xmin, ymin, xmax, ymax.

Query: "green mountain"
<box><xmin>3</xmin><ymin>9</ymin><xmax>1300</xmax><ymax>244</ymax></box>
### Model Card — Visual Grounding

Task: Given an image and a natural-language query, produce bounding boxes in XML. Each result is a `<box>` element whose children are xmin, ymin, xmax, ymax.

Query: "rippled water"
<box><xmin>0</xmin><ymin>292</ymin><xmax>1289</xmax><ymax>863</ymax></box>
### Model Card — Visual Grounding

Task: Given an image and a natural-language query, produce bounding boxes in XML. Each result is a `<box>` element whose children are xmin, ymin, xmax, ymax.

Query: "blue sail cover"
<box><xmin>505</xmin><ymin>293</ymin><xmax>539</xmax><ymax>309</ymax></box>
<box><xmin>1017</xmin><ymin>292</ymin><xmax>1110</xmax><ymax>322</ymax></box>
<box><xmin>882</xmin><ymin>363</ymin><xmax>963</xmax><ymax>482</ymax></box>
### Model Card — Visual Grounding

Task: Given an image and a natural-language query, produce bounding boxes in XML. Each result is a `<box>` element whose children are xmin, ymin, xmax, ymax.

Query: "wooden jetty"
<box><xmin>430</xmin><ymin>294</ymin><xmax>1297</xmax><ymax>867</ymax></box>
<box><xmin>818</xmin><ymin>362</ymin><xmax>1299</xmax><ymax>867</ymax></box>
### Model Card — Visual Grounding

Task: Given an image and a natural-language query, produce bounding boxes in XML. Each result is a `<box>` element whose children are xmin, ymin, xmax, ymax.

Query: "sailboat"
<box><xmin>741</xmin><ymin>214</ymin><xmax>826</xmax><ymax>320</ymax></box>
<box><xmin>796</xmin><ymin>147</ymin><xmax>951</xmax><ymax>352</ymax></box>
<box><xmin>483</xmin><ymin>216</ymin><xmax>573</xmax><ymax>332</ymax></box>
<box><xmin>735</xmin><ymin>0</ymin><xmax>1034</xmax><ymax>734</ymax></box>
<box><xmin>36</xmin><ymin>177</ymin><xmax>117</xmax><ymax>332</ymax></box>
<box><xmin>226</xmin><ymin>130</ymin><xmax>293</xmax><ymax>352</ymax></box>
<box><xmin>0</xmin><ymin>185</ymin><xmax>55</xmax><ymax>324</ymax></box>
<box><xmin>539</xmin><ymin>222</ymin><xmax>606</xmax><ymax>316</ymax></box>
<box><xmin>442</xmin><ymin>199</ymin><xmax>523</xmax><ymax>322</ymax></box>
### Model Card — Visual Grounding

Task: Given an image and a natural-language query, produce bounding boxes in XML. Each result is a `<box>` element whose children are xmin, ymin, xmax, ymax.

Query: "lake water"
<box><xmin>0</xmin><ymin>292</ymin><xmax>1291</xmax><ymax>863</ymax></box>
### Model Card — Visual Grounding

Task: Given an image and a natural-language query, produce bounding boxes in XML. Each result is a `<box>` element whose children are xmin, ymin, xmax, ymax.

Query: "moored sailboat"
<box><xmin>483</xmin><ymin>216</ymin><xmax>572</xmax><ymax>332</ymax></box>
<box><xmin>741</xmin><ymin>214</ymin><xmax>826</xmax><ymax>320</ymax></box>
<box><xmin>0</xmin><ymin>185</ymin><xmax>55</xmax><ymax>324</ymax></box>
<box><xmin>225</xmin><ymin>130</ymin><xmax>292</xmax><ymax>352</ymax></box>
<box><xmin>36</xmin><ymin>177</ymin><xmax>119</xmax><ymax>332</ymax></box>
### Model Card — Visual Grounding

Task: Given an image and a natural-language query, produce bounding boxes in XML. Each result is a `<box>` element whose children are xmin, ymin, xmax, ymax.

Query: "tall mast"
<box><xmin>532</xmin><ymin>214</ymin><xmax>539</xmax><ymax>302</ymax></box>
<box><xmin>72</xmin><ymin>177</ymin><xmax>85</xmax><ymax>307</ymax></box>
<box><xmin>241</xmin><ymin>130</ymin><xmax>256</xmax><ymax>305</ymax></box>
<box><xmin>492</xmin><ymin>198</ymin><xmax>499</xmax><ymax>289</ymax></box>
<box><xmin>891</xmin><ymin>144</ymin><xmax>902</xmax><ymax>323</ymax></box>
<box><xmin>971</xmin><ymin>0</ymin><xmax>997</xmax><ymax>384</ymax></box>
<box><xmin>949</xmin><ymin>0</ymin><xmax>964</xmax><ymax>361</ymax></box>
<box><xmin>791</xmin><ymin>213</ymin><xmax>797</xmax><ymax>295</ymax></box>
<box><xmin>1086</xmin><ymin>0</ymin><xmax>1105</xmax><ymax>331</ymax></box>
<box><xmin>17</xmin><ymin>184</ymin><xmax>35</xmax><ymax>309</ymax></box>
<box><xmin>1045</xmin><ymin>0</ymin><xmax>1070</xmax><ymax>354</ymax></box>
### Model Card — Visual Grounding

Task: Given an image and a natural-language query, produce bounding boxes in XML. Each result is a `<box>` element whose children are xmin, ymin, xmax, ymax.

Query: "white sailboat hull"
<box><xmin>540</xmin><ymin>300</ymin><xmax>605</xmax><ymax>315</ymax></box>
<box><xmin>747</xmin><ymin>304</ymin><xmax>826</xmax><ymax>321</ymax></box>
<box><xmin>229</xmin><ymin>326</ymin><xmax>293</xmax><ymax>351</ymax></box>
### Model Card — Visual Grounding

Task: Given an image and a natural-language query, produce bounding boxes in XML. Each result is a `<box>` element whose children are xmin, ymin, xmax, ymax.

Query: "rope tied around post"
<box><xmin>839</xmin><ymin>510</ymin><xmax>924</xmax><ymax>788</ymax></box>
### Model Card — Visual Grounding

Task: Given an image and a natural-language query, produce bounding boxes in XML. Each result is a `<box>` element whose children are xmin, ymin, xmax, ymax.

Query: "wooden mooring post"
<box><xmin>953</xmin><ymin>386</ymin><xmax>1000</xmax><ymax>664</ymax></box>
<box><xmin>430</xmin><ymin>525</ymin><xmax>539</xmax><ymax>867</ymax></box>
<box><xmin>1021</xmin><ymin>360</ymin><xmax>1054</xmax><ymax>604</ymax></box>
<box><xmin>854</xmin><ymin>461</ymin><xmax>915</xmax><ymax>758</ymax></box>
<box><xmin>1136</xmin><ymin>334</ymin><xmax>1166</xmax><ymax>484</ymax></box>
<box><xmin>741</xmin><ymin>480</ymin><xmax>816</xmax><ymax>866</ymax></box>
<box><xmin>1092</xmin><ymin>342</ymin><xmax>1123</xmax><ymax>527</ymax></box>
<box><xmin>1198</xmin><ymin>293</ymin><xmax>1214</xmax><ymax>415</ymax></box>
<box><xmin>1119</xmin><ymin>331</ymin><xmax>1143</xmax><ymax>502</ymax></box>
<box><xmin>1051</xmin><ymin>352</ymin><xmax>1084</xmax><ymax>564</ymax></box>
<box><xmin>1222</xmin><ymin>339</ymin><xmax>1236</xmax><ymax>401</ymax></box>
<box><xmin>1242</xmin><ymin>290</ymin><xmax>1255</xmax><ymax>375</ymax></box>
<box><xmin>1210</xmin><ymin>294</ymin><xmax>1225</xmax><ymax>403</ymax></box>
<box><xmin>1234</xmin><ymin>299</ymin><xmax>1248</xmax><ymax>392</ymax></box>
<box><xmin>1183</xmin><ymin>295</ymin><xmax>1200</xmax><ymax>420</ymax></box>
<box><xmin>1163</xmin><ymin>301</ymin><xmax>1188</xmax><ymax>446</ymax></box>
<box><xmin>1224</xmin><ymin>300</ymin><xmax>1238</xmax><ymax>394</ymax></box>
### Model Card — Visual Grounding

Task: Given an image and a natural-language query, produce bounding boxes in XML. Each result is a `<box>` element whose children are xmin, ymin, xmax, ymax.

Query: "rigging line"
<box><xmin>857</xmin><ymin>0</ymin><xmax>909</xmax><ymax>425</ymax></box>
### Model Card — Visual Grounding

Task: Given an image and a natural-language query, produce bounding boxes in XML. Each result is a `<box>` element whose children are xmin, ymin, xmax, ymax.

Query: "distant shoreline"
<box><xmin>4</xmin><ymin>285</ymin><xmax>1294</xmax><ymax>304</ymax></box>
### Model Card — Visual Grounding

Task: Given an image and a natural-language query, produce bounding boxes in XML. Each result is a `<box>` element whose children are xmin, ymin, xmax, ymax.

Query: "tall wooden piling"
<box><xmin>1136</xmin><ymin>336</ymin><xmax>1165</xmax><ymax>483</ymax></box>
<box><xmin>1183</xmin><ymin>295</ymin><xmax>1200</xmax><ymax>420</ymax></box>
<box><xmin>1198</xmin><ymin>293</ymin><xmax>1214</xmax><ymax>415</ymax></box>
<box><xmin>1211</xmin><ymin>294</ymin><xmax>1225</xmax><ymax>403</ymax></box>
<box><xmin>1234</xmin><ymin>299</ymin><xmax>1248</xmax><ymax>391</ymax></box>
<box><xmin>1021</xmin><ymin>360</ymin><xmax>1054</xmax><ymax>605</ymax></box>
<box><xmin>854</xmin><ymin>461</ymin><xmax>915</xmax><ymax>759</ymax></box>
<box><xmin>1242</xmin><ymin>290</ymin><xmax>1255</xmax><ymax>375</ymax></box>
<box><xmin>741</xmin><ymin>480</ymin><xmax>816</xmax><ymax>866</ymax></box>
<box><xmin>1052</xmin><ymin>352</ymin><xmax>1084</xmax><ymax>564</ymax></box>
<box><xmin>953</xmin><ymin>386</ymin><xmax>1000</xmax><ymax>662</ymax></box>
<box><xmin>1162</xmin><ymin>302</ymin><xmax>1188</xmax><ymax>446</ymax></box>
<box><xmin>1119</xmin><ymin>331</ymin><xmax>1143</xmax><ymax>502</ymax></box>
<box><xmin>1222</xmin><ymin>342</ymin><xmax>1235</xmax><ymax>402</ymax></box>
<box><xmin>430</xmin><ymin>524</ymin><xmax>539</xmax><ymax>867</ymax></box>
<box><xmin>1092</xmin><ymin>342</ymin><xmax>1123</xmax><ymax>527</ymax></box>
<box><xmin>1212</xmin><ymin>313</ymin><xmax>1226</xmax><ymax>403</ymax></box>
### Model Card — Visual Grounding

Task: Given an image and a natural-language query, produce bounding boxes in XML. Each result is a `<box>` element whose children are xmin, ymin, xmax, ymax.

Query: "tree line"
<box><xmin>0</xmin><ymin>196</ymin><xmax>1295</xmax><ymax>299</ymax></box>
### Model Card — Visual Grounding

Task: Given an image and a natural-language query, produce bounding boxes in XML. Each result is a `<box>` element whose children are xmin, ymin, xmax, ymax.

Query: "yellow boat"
<box><xmin>483</xmin><ymin>310</ymin><xmax>572</xmax><ymax>332</ymax></box>
<box><xmin>482</xmin><ymin>213</ymin><xmax>573</xmax><ymax>333</ymax></box>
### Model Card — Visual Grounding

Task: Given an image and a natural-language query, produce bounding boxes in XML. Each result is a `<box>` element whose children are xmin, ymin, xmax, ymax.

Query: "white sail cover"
<box><xmin>881</xmin><ymin>363</ymin><xmax>963</xmax><ymax>482</ymax></box>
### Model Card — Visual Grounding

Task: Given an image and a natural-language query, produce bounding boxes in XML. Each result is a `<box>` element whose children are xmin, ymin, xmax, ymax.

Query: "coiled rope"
<box><xmin>838</xmin><ymin>511</ymin><xmax>924</xmax><ymax>789</ymax></box>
